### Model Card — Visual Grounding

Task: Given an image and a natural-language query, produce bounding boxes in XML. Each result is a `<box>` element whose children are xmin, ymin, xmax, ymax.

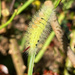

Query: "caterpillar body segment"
<box><xmin>25</xmin><ymin>1</ymin><xmax>53</xmax><ymax>55</ymax></box>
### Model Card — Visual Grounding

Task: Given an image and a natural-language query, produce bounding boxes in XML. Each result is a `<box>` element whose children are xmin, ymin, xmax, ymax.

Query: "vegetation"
<box><xmin>0</xmin><ymin>0</ymin><xmax>75</xmax><ymax>75</ymax></box>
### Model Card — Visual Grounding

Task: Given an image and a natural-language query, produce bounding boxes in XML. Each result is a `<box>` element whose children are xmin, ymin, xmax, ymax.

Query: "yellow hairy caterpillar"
<box><xmin>25</xmin><ymin>1</ymin><xmax>53</xmax><ymax>54</ymax></box>
<box><xmin>25</xmin><ymin>1</ymin><xmax>55</xmax><ymax>75</ymax></box>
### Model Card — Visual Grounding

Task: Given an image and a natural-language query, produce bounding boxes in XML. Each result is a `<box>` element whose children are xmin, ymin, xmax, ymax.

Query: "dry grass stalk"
<box><xmin>9</xmin><ymin>38</ymin><xmax>26</xmax><ymax>75</ymax></box>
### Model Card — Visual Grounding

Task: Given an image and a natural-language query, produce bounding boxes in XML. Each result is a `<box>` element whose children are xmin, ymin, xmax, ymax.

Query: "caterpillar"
<box><xmin>25</xmin><ymin>1</ymin><xmax>54</xmax><ymax>75</ymax></box>
<box><xmin>49</xmin><ymin>10</ymin><xmax>69</xmax><ymax>53</ymax></box>
<box><xmin>49</xmin><ymin>8</ymin><xmax>75</xmax><ymax>66</ymax></box>
<box><xmin>25</xmin><ymin>1</ymin><xmax>53</xmax><ymax>54</ymax></box>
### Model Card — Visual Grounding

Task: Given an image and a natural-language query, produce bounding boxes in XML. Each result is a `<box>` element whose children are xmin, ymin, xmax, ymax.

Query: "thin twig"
<box><xmin>17</xmin><ymin>0</ymin><xmax>34</xmax><ymax>15</ymax></box>
<box><xmin>9</xmin><ymin>0</ymin><xmax>15</xmax><ymax>13</ymax></box>
<box><xmin>9</xmin><ymin>38</ymin><xmax>26</xmax><ymax>75</ymax></box>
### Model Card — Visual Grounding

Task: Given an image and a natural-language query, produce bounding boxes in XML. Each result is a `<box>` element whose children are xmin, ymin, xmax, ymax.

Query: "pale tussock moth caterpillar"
<box><xmin>24</xmin><ymin>1</ymin><xmax>56</xmax><ymax>75</ymax></box>
<box><xmin>25</xmin><ymin>1</ymin><xmax>54</xmax><ymax>55</ymax></box>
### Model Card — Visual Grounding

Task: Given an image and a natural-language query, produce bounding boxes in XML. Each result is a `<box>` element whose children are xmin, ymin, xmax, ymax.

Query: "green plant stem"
<box><xmin>54</xmin><ymin>0</ymin><xmax>61</xmax><ymax>9</ymax></box>
<box><xmin>35</xmin><ymin>31</ymin><xmax>55</xmax><ymax>63</ymax></box>
<box><xmin>0</xmin><ymin>0</ymin><xmax>34</xmax><ymax>30</ymax></box>
<box><xmin>17</xmin><ymin>0</ymin><xmax>34</xmax><ymax>15</ymax></box>
<box><xmin>20</xmin><ymin>34</ymin><xmax>26</xmax><ymax>51</ymax></box>
<box><xmin>28</xmin><ymin>53</ymin><xmax>35</xmax><ymax>75</ymax></box>
<box><xmin>0</xmin><ymin>10</ymin><xmax>17</xmax><ymax>30</ymax></box>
